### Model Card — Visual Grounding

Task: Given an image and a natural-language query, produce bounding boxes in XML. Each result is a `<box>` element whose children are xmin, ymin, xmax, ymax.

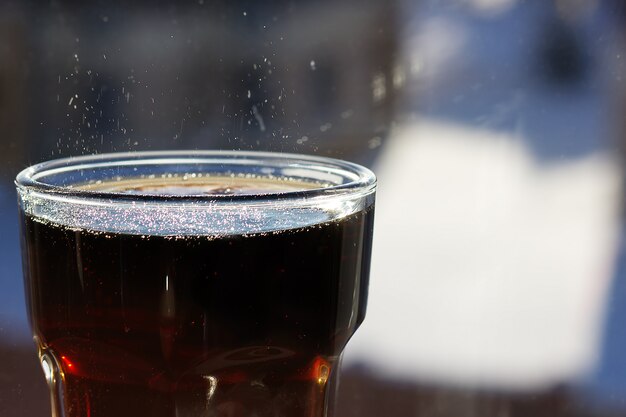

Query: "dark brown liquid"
<box><xmin>20</xmin><ymin>185</ymin><xmax>374</xmax><ymax>417</ymax></box>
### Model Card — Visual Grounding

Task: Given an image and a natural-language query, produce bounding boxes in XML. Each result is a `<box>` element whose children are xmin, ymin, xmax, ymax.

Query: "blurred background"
<box><xmin>2</xmin><ymin>0</ymin><xmax>626</xmax><ymax>415</ymax></box>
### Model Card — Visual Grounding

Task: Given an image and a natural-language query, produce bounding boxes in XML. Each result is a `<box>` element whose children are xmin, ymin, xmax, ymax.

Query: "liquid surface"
<box><xmin>21</xmin><ymin>197</ymin><xmax>375</xmax><ymax>417</ymax></box>
<box><xmin>20</xmin><ymin>176</ymin><xmax>373</xmax><ymax>236</ymax></box>
<box><xmin>77</xmin><ymin>175</ymin><xmax>327</xmax><ymax>196</ymax></box>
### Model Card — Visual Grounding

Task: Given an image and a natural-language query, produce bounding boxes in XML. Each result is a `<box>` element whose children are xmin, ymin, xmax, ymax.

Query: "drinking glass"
<box><xmin>15</xmin><ymin>150</ymin><xmax>375</xmax><ymax>417</ymax></box>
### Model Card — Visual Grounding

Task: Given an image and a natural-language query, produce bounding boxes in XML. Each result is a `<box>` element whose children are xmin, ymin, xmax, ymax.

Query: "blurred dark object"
<box><xmin>607</xmin><ymin>0</ymin><xmax>626</xmax><ymax>21</ymax></box>
<box><xmin>0</xmin><ymin>0</ymin><xmax>398</xmax><ymax>179</ymax></box>
<box><xmin>0</xmin><ymin>342</ymin><xmax>49</xmax><ymax>417</ymax></box>
<box><xmin>336</xmin><ymin>366</ymin><xmax>626</xmax><ymax>417</ymax></box>
<box><xmin>0</xmin><ymin>6</ymin><xmax>29</xmax><ymax>177</ymax></box>
<box><xmin>536</xmin><ymin>18</ymin><xmax>588</xmax><ymax>87</ymax></box>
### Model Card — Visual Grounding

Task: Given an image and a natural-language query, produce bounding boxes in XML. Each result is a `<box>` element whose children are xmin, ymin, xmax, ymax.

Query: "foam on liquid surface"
<box><xmin>78</xmin><ymin>175</ymin><xmax>323</xmax><ymax>196</ymax></box>
<box><xmin>20</xmin><ymin>175</ymin><xmax>372</xmax><ymax>237</ymax></box>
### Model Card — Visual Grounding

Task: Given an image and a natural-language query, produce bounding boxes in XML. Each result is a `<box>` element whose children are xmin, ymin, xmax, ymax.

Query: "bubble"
<box><xmin>319</xmin><ymin>123</ymin><xmax>332</xmax><ymax>132</ymax></box>
<box><xmin>368</xmin><ymin>137</ymin><xmax>382</xmax><ymax>149</ymax></box>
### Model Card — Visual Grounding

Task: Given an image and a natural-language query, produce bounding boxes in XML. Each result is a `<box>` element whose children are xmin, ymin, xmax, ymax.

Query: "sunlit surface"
<box><xmin>346</xmin><ymin>118</ymin><xmax>622</xmax><ymax>390</ymax></box>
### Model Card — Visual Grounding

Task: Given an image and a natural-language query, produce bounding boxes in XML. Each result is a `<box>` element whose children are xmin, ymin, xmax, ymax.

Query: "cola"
<box><xmin>20</xmin><ymin>177</ymin><xmax>374</xmax><ymax>417</ymax></box>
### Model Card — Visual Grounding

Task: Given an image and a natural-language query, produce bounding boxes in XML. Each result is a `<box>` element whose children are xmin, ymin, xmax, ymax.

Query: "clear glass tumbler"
<box><xmin>15</xmin><ymin>151</ymin><xmax>375</xmax><ymax>417</ymax></box>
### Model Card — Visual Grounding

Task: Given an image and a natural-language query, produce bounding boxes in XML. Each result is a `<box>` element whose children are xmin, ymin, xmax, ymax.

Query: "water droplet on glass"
<box><xmin>252</xmin><ymin>105</ymin><xmax>266</xmax><ymax>132</ymax></box>
<box><xmin>372</xmin><ymin>73</ymin><xmax>386</xmax><ymax>103</ymax></box>
<box><xmin>368</xmin><ymin>137</ymin><xmax>382</xmax><ymax>149</ymax></box>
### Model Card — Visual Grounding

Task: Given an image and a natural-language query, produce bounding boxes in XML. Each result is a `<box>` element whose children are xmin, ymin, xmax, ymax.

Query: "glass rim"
<box><xmin>15</xmin><ymin>150</ymin><xmax>376</xmax><ymax>204</ymax></box>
